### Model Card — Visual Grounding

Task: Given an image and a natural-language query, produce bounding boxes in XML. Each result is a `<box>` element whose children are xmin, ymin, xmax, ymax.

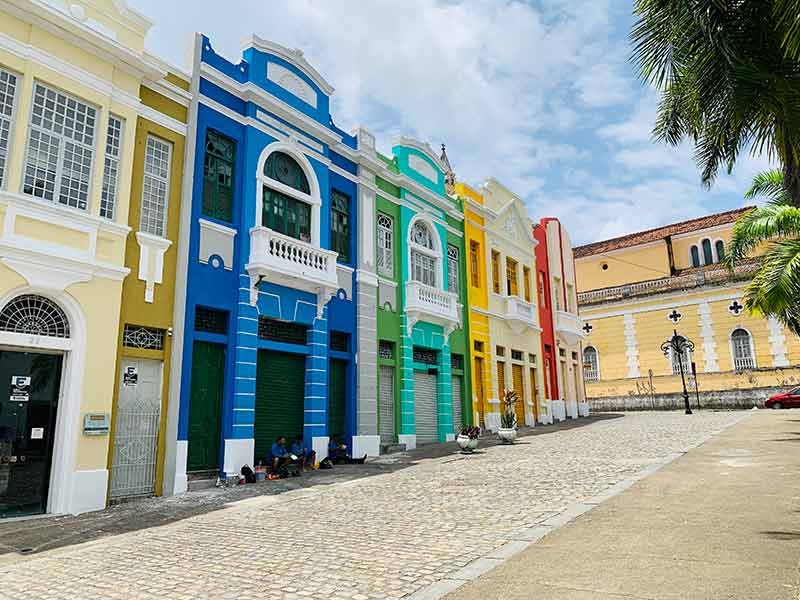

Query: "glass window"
<box><xmin>202</xmin><ymin>130</ymin><xmax>235</xmax><ymax>222</ymax></box>
<box><xmin>469</xmin><ymin>241</ymin><xmax>480</xmax><ymax>288</ymax></box>
<box><xmin>538</xmin><ymin>271</ymin><xmax>547</xmax><ymax>307</ymax></box>
<box><xmin>491</xmin><ymin>250</ymin><xmax>501</xmax><ymax>294</ymax></box>
<box><xmin>690</xmin><ymin>245</ymin><xmax>701</xmax><ymax>268</ymax></box>
<box><xmin>330</xmin><ymin>190</ymin><xmax>350</xmax><ymax>263</ymax></box>
<box><xmin>140</xmin><ymin>136</ymin><xmax>172</xmax><ymax>237</ymax></box>
<box><xmin>0</xmin><ymin>68</ymin><xmax>18</xmax><ymax>189</ymax></box>
<box><xmin>523</xmin><ymin>266</ymin><xmax>532</xmax><ymax>302</ymax></box>
<box><xmin>731</xmin><ymin>328</ymin><xmax>755</xmax><ymax>370</ymax></box>
<box><xmin>24</xmin><ymin>82</ymin><xmax>97</xmax><ymax>210</ymax></box>
<box><xmin>583</xmin><ymin>347</ymin><xmax>599</xmax><ymax>381</ymax></box>
<box><xmin>447</xmin><ymin>245</ymin><xmax>459</xmax><ymax>293</ymax></box>
<box><xmin>100</xmin><ymin>115</ymin><xmax>123</xmax><ymax>219</ymax></box>
<box><xmin>411</xmin><ymin>221</ymin><xmax>434</xmax><ymax>249</ymax></box>
<box><xmin>377</xmin><ymin>213</ymin><xmax>394</xmax><ymax>277</ymax></box>
<box><xmin>670</xmin><ymin>336</ymin><xmax>691</xmax><ymax>376</ymax></box>
<box><xmin>263</xmin><ymin>151</ymin><xmax>309</xmax><ymax>193</ymax></box>
<box><xmin>263</xmin><ymin>187</ymin><xmax>311</xmax><ymax>241</ymax></box>
<box><xmin>506</xmin><ymin>258</ymin><xmax>518</xmax><ymax>296</ymax></box>
<box><xmin>411</xmin><ymin>250</ymin><xmax>436</xmax><ymax>286</ymax></box>
<box><xmin>701</xmin><ymin>239</ymin><xmax>713</xmax><ymax>265</ymax></box>
<box><xmin>715</xmin><ymin>240</ymin><xmax>725</xmax><ymax>262</ymax></box>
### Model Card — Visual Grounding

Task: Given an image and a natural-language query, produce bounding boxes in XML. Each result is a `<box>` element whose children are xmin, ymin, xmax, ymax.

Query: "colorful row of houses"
<box><xmin>0</xmin><ymin>0</ymin><xmax>586</xmax><ymax>518</ymax></box>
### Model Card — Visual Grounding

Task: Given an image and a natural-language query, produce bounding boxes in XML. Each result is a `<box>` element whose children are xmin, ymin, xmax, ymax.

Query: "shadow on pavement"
<box><xmin>0</xmin><ymin>414</ymin><xmax>620</xmax><ymax>557</ymax></box>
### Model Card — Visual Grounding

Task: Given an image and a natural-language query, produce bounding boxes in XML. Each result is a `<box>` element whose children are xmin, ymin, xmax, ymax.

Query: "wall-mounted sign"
<box><xmin>10</xmin><ymin>375</ymin><xmax>31</xmax><ymax>403</ymax></box>
<box><xmin>123</xmin><ymin>366</ymin><xmax>138</xmax><ymax>387</ymax></box>
<box><xmin>30</xmin><ymin>428</ymin><xmax>44</xmax><ymax>440</ymax></box>
<box><xmin>83</xmin><ymin>413</ymin><xmax>110</xmax><ymax>436</ymax></box>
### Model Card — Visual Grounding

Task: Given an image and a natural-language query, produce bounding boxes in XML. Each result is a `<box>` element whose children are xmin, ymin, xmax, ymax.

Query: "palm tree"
<box><xmin>726</xmin><ymin>170</ymin><xmax>800</xmax><ymax>335</ymax></box>
<box><xmin>631</xmin><ymin>1</ymin><xmax>800</xmax><ymax>206</ymax></box>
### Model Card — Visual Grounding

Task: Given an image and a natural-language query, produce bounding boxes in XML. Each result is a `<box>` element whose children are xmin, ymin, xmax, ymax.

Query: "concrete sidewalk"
<box><xmin>445</xmin><ymin>411</ymin><xmax>800</xmax><ymax>600</ymax></box>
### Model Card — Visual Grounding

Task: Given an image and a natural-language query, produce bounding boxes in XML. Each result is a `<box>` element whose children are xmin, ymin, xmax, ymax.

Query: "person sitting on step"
<box><xmin>328</xmin><ymin>434</ymin><xmax>367</xmax><ymax>465</ymax></box>
<box><xmin>290</xmin><ymin>435</ymin><xmax>316</xmax><ymax>471</ymax></box>
<box><xmin>269</xmin><ymin>436</ymin><xmax>294</xmax><ymax>476</ymax></box>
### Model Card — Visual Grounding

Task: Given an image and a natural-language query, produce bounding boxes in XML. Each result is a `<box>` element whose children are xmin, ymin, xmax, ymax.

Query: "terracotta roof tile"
<box><xmin>573</xmin><ymin>206</ymin><xmax>755</xmax><ymax>259</ymax></box>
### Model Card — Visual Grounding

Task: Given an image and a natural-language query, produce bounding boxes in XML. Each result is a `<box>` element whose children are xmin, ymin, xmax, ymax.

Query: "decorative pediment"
<box><xmin>267</xmin><ymin>62</ymin><xmax>318</xmax><ymax>108</ymax></box>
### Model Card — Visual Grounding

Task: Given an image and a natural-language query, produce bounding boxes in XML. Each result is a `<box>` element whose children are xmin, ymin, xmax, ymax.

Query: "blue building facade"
<box><xmin>170</xmin><ymin>34</ymin><xmax>362</xmax><ymax>485</ymax></box>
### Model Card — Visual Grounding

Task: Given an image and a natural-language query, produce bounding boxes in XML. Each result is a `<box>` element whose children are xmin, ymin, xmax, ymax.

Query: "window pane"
<box><xmin>690</xmin><ymin>246</ymin><xmax>700</xmax><ymax>268</ymax></box>
<box><xmin>264</xmin><ymin>151</ymin><xmax>309</xmax><ymax>193</ymax></box>
<box><xmin>377</xmin><ymin>213</ymin><xmax>394</xmax><ymax>277</ymax></box>
<box><xmin>715</xmin><ymin>240</ymin><xmax>725</xmax><ymax>262</ymax></box>
<box><xmin>202</xmin><ymin>130</ymin><xmax>235</xmax><ymax>222</ymax></box>
<box><xmin>100</xmin><ymin>115</ymin><xmax>123</xmax><ymax>219</ymax></box>
<box><xmin>469</xmin><ymin>241</ymin><xmax>480</xmax><ymax>288</ymax></box>
<box><xmin>702</xmin><ymin>239</ymin><xmax>713</xmax><ymax>265</ymax></box>
<box><xmin>140</xmin><ymin>136</ymin><xmax>172</xmax><ymax>237</ymax></box>
<box><xmin>331</xmin><ymin>190</ymin><xmax>350</xmax><ymax>262</ymax></box>
<box><xmin>0</xmin><ymin>68</ymin><xmax>18</xmax><ymax>188</ymax></box>
<box><xmin>447</xmin><ymin>245</ymin><xmax>459</xmax><ymax>293</ymax></box>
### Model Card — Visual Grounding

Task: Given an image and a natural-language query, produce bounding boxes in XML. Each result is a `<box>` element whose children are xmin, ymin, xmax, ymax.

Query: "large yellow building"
<box><xmin>460</xmin><ymin>178</ymin><xmax>549</xmax><ymax>430</ymax></box>
<box><xmin>575</xmin><ymin>207</ymin><xmax>800</xmax><ymax>409</ymax></box>
<box><xmin>0</xmin><ymin>0</ymin><xmax>178</xmax><ymax>516</ymax></box>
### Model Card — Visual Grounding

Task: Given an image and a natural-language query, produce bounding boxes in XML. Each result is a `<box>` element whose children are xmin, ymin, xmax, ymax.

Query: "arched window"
<box><xmin>731</xmin><ymin>328</ymin><xmax>755</xmax><ymax>371</ymax></box>
<box><xmin>409</xmin><ymin>220</ymin><xmax>439</xmax><ymax>287</ymax></box>
<box><xmin>583</xmin><ymin>346</ymin><xmax>599</xmax><ymax>381</ymax></box>
<box><xmin>690</xmin><ymin>245</ymin><xmax>701</xmax><ymax>268</ymax></box>
<box><xmin>259</xmin><ymin>150</ymin><xmax>313</xmax><ymax>242</ymax></box>
<box><xmin>0</xmin><ymin>295</ymin><xmax>70</xmax><ymax>338</ymax></box>
<box><xmin>715</xmin><ymin>240</ymin><xmax>725</xmax><ymax>262</ymax></box>
<box><xmin>670</xmin><ymin>336</ymin><xmax>691</xmax><ymax>376</ymax></box>
<box><xmin>701</xmin><ymin>239</ymin><xmax>713</xmax><ymax>265</ymax></box>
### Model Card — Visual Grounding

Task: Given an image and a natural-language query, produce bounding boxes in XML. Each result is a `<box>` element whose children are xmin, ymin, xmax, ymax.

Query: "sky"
<box><xmin>128</xmin><ymin>0</ymin><xmax>774</xmax><ymax>245</ymax></box>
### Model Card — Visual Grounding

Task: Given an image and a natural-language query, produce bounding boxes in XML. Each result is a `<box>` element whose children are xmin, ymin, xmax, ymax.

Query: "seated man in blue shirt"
<box><xmin>269</xmin><ymin>436</ymin><xmax>292</xmax><ymax>475</ymax></box>
<box><xmin>290</xmin><ymin>435</ymin><xmax>316</xmax><ymax>471</ymax></box>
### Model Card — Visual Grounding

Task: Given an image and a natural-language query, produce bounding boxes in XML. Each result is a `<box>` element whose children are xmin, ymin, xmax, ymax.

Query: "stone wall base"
<box><xmin>589</xmin><ymin>386</ymin><xmax>785</xmax><ymax>411</ymax></box>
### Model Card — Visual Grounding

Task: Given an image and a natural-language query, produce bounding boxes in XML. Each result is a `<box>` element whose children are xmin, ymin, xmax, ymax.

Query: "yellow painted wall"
<box><xmin>576</xmin><ymin>242</ymin><xmax>671</xmax><ymax>292</ymax></box>
<box><xmin>671</xmin><ymin>227</ymin><xmax>734</xmax><ymax>270</ymax></box>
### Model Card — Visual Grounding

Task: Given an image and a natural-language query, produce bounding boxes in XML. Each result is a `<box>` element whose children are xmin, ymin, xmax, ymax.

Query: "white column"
<box><xmin>624</xmin><ymin>313</ymin><xmax>641</xmax><ymax>378</ymax></box>
<box><xmin>768</xmin><ymin>316</ymin><xmax>790</xmax><ymax>367</ymax></box>
<box><xmin>698</xmin><ymin>301</ymin><xmax>719</xmax><ymax>372</ymax></box>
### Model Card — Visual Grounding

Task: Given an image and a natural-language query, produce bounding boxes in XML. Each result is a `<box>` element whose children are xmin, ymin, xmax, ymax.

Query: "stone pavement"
<box><xmin>444</xmin><ymin>410</ymin><xmax>800</xmax><ymax>600</ymax></box>
<box><xmin>0</xmin><ymin>411</ymin><xmax>746</xmax><ymax>600</ymax></box>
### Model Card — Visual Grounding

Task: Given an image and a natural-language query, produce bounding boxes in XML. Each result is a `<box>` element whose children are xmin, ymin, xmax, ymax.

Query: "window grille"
<box><xmin>202</xmin><ymin>130</ymin><xmax>235</xmax><ymax>222</ymax></box>
<box><xmin>0</xmin><ymin>68</ymin><xmax>18</xmax><ymax>188</ymax></box>
<box><xmin>140</xmin><ymin>136</ymin><xmax>172</xmax><ymax>237</ymax></box>
<box><xmin>451</xmin><ymin>354</ymin><xmax>464</xmax><ymax>370</ymax></box>
<box><xmin>379</xmin><ymin>340</ymin><xmax>394</xmax><ymax>359</ymax></box>
<box><xmin>413</xmin><ymin>348</ymin><xmax>438</xmax><ymax>365</ymax></box>
<box><xmin>263</xmin><ymin>151</ymin><xmax>309</xmax><ymax>193</ymax></box>
<box><xmin>583</xmin><ymin>347</ymin><xmax>599</xmax><ymax>381</ymax></box>
<box><xmin>511</xmin><ymin>350</ymin><xmax>523</xmax><ymax>361</ymax></box>
<box><xmin>377</xmin><ymin>213</ymin><xmax>394</xmax><ymax>277</ymax></box>
<box><xmin>0</xmin><ymin>295</ymin><xmax>70</xmax><ymax>338</ymax></box>
<box><xmin>24</xmin><ymin>82</ymin><xmax>97</xmax><ymax>209</ymax></box>
<box><xmin>731</xmin><ymin>328</ymin><xmax>755</xmax><ymax>371</ymax></box>
<box><xmin>100</xmin><ymin>115</ymin><xmax>123</xmax><ymax>219</ymax></box>
<box><xmin>411</xmin><ymin>221</ymin><xmax>434</xmax><ymax>249</ymax></box>
<box><xmin>122</xmin><ymin>324</ymin><xmax>164</xmax><ymax>350</ymax></box>
<box><xmin>447</xmin><ymin>245</ymin><xmax>459</xmax><ymax>293</ymax></box>
<box><xmin>195</xmin><ymin>307</ymin><xmax>228</xmax><ymax>334</ymax></box>
<box><xmin>330</xmin><ymin>330</ymin><xmax>350</xmax><ymax>352</ymax></box>
<box><xmin>258</xmin><ymin>317</ymin><xmax>308</xmax><ymax>345</ymax></box>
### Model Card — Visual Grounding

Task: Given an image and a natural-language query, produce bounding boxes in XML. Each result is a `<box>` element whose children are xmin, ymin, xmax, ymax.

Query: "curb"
<box><xmin>404</xmin><ymin>411</ymin><xmax>752</xmax><ymax>600</ymax></box>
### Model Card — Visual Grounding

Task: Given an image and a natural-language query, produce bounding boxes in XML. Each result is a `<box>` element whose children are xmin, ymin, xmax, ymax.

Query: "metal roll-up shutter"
<box><xmin>255</xmin><ymin>350</ymin><xmax>305</xmax><ymax>463</ymax></box>
<box><xmin>328</xmin><ymin>359</ymin><xmax>347</xmax><ymax>438</ymax></box>
<box><xmin>379</xmin><ymin>366</ymin><xmax>395</xmax><ymax>443</ymax></box>
<box><xmin>414</xmin><ymin>371</ymin><xmax>438</xmax><ymax>444</ymax></box>
<box><xmin>451</xmin><ymin>375</ymin><xmax>463</xmax><ymax>432</ymax></box>
<box><xmin>512</xmin><ymin>364</ymin><xmax>526</xmax><ymax>426</ymax></box>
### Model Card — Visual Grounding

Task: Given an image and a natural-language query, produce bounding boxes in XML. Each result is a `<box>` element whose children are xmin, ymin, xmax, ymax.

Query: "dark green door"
<box><xmin>328</xmin><ymin>359</ymin><xmax>347</xmax><ymax>438</ymax></box>
<box><xmin>0</xmin><ymin>351</ymin><xmax>61</xmax><ymax>518</ymax></box>
<box><xmin>187</xmin><ymin>342</ymin><xmax>224</xmax><ymax>472</ymax></box>
<box><xmin>255</xmin><ymin>351</ymin><xmax>305</xmax><ymax>463</ymax></box>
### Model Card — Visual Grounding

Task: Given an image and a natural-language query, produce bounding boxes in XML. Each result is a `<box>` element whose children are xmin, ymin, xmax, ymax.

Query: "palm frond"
<box><xmin>726</xmin><ymin>202</ymin><xmax>800</xmax><ymax>267</ymax></box>
<box><xmin>744</xmin><ymin>169</ymin><xmax>790</xmax><ymax>202</ymax></box>
<box><xmin>743</xmin><ymin>240</ymin><xmax>800</xmax><ymax>326</ymax></box>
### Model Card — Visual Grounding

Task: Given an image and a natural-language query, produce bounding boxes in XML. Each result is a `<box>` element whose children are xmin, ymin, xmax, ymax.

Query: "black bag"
<box><xmin>319</xmin><ymin>457</ymin><xmax>334</xmax><ymax>470</ymax></box>
<box><xmin>241</xmin><ymin>464</ymin><xmax>256</xmax><ymax>484</ymax></box>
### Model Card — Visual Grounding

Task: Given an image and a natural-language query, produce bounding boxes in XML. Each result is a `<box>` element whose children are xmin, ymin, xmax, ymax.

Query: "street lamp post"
<box><xmin>661</xmin><ymin>329</ymin><xmax>694</xmax><ymax>415</ymax></box>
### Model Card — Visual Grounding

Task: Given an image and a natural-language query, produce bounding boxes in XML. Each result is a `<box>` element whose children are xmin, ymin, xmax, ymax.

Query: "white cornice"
<box><xmin>143</xmin><ymin>78</ymin><xmax>191</xmax><ymax>108</ymax></box>
<box><xmin>242</xmin><ymin>35</ymin><xmax>335</xmax><ymax>95</ymax></box>
<box><xmin>579</xmin><ymin>287</ymin><xmax>745</xmax><ymax>319</ymax></box>
<box><xmin>392</xmin><ymin>135</ymin><xmax>446</xmax><ymax>172</ymax></box>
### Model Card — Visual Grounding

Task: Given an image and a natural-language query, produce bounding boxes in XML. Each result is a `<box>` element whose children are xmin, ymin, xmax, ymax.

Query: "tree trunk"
<box><xmin>783</xmin><ymin>146</ymin><xmax>800</xmax><ymax>207</ymax></box>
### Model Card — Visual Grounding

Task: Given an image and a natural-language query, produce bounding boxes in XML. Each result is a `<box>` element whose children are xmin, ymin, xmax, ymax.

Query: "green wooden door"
<box><xmin>187</xmin><ymin>342</ymin><xmax>224</xmax><ymax>472</ymax></box>
<box><xmin>328</xmin><ymin>359</ymin><xmax>347</xmax><ymax>438</ymax></box>
<box><xmin>255</xmin><ymin>351</ymin><xmax>305</xmax><ymax>462</ymax></box>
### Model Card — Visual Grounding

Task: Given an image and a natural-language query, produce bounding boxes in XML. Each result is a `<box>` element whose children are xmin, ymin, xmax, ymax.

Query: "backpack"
<box><xmin>319</xmin><ymin>457</ymin><xmax>334</xmax><ymax>470</ymax></box>
<box><xmin>241</xmin><ymin>464</ymin><xmax>256</xmax><ymax>484</ymax></box>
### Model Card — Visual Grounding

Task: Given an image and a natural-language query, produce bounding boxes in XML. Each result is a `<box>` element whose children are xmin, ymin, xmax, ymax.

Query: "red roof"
<box><xmin>573</xmin><ymin>206</ymin><xmax>754</xmax><ymax>259</ymax></box>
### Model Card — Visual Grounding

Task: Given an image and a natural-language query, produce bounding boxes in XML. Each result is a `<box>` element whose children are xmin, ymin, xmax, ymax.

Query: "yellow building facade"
<box><xmin>576</xmin><ymin>208</ymin><xmax>800</xmax><ymax>409</ymax></box>
<box><xmin>0</xmin><ymin>0</ymin><xmax>178</xmax><ymax>516</ymax></box>
<box><xmin>460</xmin><ymin>179</ymin><xmax>547</xmax><ymax>430</ymax></box>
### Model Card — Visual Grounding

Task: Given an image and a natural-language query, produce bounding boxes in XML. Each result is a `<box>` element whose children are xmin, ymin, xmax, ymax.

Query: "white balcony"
<box><xmin>504</xmin><ymin>296</ymin><xmax>538</xmax><ymax>333</ymax></box>
<box><xmin>246</xmin><ymin>226</ymin><xmax>339</xmax><ymax>314</ymax></box>
<box><xmin>555</xmin><ymin>310</ymin><xmax>585</xmax><ymax>346</ymax></box>
<box><xmin>405</xmin><ymin>280</ymin><xmax>461</xmax><ymax>336</ymax></box>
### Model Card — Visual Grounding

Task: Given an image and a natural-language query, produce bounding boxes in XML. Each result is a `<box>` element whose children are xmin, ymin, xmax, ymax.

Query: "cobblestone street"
<box><xmin>0</xmin><ymin>412</ymin><xmax>746</xmax><ymax>600</ymax></box>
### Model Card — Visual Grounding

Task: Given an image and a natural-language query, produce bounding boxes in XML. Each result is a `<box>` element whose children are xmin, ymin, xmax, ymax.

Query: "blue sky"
<box><xmin>129</xmin><ymin>0</ymin><xmax>773</xmax><ymax>245</ymax></box>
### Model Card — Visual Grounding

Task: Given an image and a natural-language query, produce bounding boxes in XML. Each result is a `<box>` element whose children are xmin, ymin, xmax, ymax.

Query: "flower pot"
<box><xmin>498</xmin><ymin>428</ymin><xmax>517</xmax><ymax>444</ymax></box>
<box><xmin>456</xmin><ymin>434</ymin><xmax>471</xmax><ymax>451</ymax></box>
<box><xmin>468</xmin><ymin>437</ymin><xmax>479</xmax><ymax>451</ymax></box>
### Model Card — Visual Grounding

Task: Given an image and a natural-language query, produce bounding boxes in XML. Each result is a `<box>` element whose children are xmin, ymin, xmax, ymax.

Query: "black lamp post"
<box><xmin>661</xmin><ymin>329</ymin><xmax>694</xmax><ymax>415</ymax></box>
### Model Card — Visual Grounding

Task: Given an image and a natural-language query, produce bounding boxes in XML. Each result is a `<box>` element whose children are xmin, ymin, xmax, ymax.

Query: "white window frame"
<box><xmin>23</xmin><ymin>81</ymin><xmax>98</xmax><ymax>211</ymax></box>
<box><xmin>377</xmin><ymin>213</ymin><xmax>394</xmax><ymax>278</ymax></box>
<box><xmin>447</xmin><ymin>244</ymin><xmax>459</xmax><ymax>293</ymax></box>
<box><xmin>100</xmin><ymin>114</ymin><xmax>124</xmax><ymax>220</ymax></box>
<box><xmin>583</xmin><ymin>346</ymin><xmax>599</xmax><ymax>381</ymax></box>
<box><xmin>0</xmin><ymin>66</ymin><xmax>20</xmax><ymax>190</ymax></box>
<box><xmin>139</xmin><ymin>135</ymin><xmax>172</xmax><ymax>237</ymax></box>
<box><xmin>407</xmin><ymin>217</ymin><xmax>442</xmax><ymax>289</ymax></box>
<box><xmin>730</xmin><ymin>327</ymin><xmax>756</xmax><ymax>371</ymax></box>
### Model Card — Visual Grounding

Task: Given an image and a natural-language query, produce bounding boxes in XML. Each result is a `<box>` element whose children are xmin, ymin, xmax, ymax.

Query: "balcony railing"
<box><xmin>583</xmin><ymin>369</ymin><xmax>599</xmax><ymax>382</ymax></box>
<box><xmin>734</xmin><ymin>357</ymin><xmax>756</xmax><ymax>372</ymax></box>
<box><xmin>405</xmin><ymin>280</ymin><xmax>460</xmax><ymax>335</ymax></box>
<box><xmin>555</xmin><ymin>310</ymin><xmax>585</xmax><ymax>346</ymax></box>
<box><xmin>504</xmin><ymin>296</ymin><xmax>537</xmax><ymax>331</ymax></box>
<box><xmin>246</xmin><ymin>227</ymin><xmax>339</xmax><ymax>306</ymax></box>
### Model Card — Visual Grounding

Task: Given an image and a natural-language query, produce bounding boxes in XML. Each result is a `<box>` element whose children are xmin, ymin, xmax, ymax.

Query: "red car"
<box><xmin>766</xmin><ymin>387</ymin><xmax>800</xmax><ymax>409</ymax></box>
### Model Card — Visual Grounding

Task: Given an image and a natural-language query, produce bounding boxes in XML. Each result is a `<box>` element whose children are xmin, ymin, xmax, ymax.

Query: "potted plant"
<box><xmin>456</xmin><ymin>426</ymin><xmax>480</xmax><ymax>452</ymax></box>
<box><xmin>498</xmin><ymin>389</ymin><xmax>519</xmax><ymax>444</ymax></box>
